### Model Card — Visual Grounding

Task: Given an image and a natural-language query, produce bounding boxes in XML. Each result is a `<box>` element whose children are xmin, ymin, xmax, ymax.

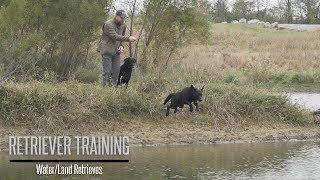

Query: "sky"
<box><xmin>227</xmin><ymin>0</ymin><xmax>279</xmax><ymax>9</ymax></box>
<box><xmin>113</xmin><ymin>0</ymin><xmax>144</xmax><ymax>13</ymax></box>
<box><xmin>228</xmin><ymin>0</ymin><xmax>278</xmax><ymax>7</ymax></box>
<box><xmin>113</xmin><ymin>0</ymin><xmax>280</xmax><ymax>12</ymax></box>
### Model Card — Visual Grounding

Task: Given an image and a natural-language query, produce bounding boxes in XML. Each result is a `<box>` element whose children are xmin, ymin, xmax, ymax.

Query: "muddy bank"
<box><xmin>0</xmin><ymin>118</ymin><xmax>319</xmax><ymax>151</ymax></box>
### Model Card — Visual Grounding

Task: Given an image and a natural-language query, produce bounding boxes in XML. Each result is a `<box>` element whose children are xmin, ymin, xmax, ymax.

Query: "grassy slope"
<box><xmin>0</xmin><ymin>79</ymin><xmax>314</xmax><ymax>128</ymax></box>
<box><xmin>0</xmin><ymin>23</ymin><xmax>319</xmax><ymax>147</ymax></box>
<box><xmin>178</xmin><ymin>23</ymin><xmax>320</xmax><ymax>92</ymax></box>
<box><xmin>0</xmin><ymin>81</ymin><xmax>318</xmax><ymax>148</ymax></box>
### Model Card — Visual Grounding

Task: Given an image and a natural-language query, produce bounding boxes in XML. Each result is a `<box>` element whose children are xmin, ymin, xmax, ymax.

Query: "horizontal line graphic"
<box><xmin>10</xmin><ymin>159</ymin><xmax>129</xmax><ymax>163</ymax></box>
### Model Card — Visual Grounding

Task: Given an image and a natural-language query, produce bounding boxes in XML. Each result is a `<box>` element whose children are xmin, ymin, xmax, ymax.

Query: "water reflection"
<box><xmin>0</xmin><ymin>141</ymin><xmax>319</xmax><ymax>179</ymax></box>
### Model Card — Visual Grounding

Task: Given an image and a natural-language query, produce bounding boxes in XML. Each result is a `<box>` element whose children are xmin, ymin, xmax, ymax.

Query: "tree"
<box><xmin>213</xmin><ymin>0</ymin><xmax>230</xmax><ymax>22</ymax></box>
<box><xmin>232</xmin><ymin>0</ymin><xmax>254</xmax><ymax>19</ymax></box>
<box><xmin>285</xmin><ymin>0</ymin><xmax>293</xmax><ymax>23</ymax></box>
<box><xmin>0</xmin><ymin>0</ymin><xmax>110</xmax><ymax>81</ymax></box>
<box><xmin>267</xmin><ymin>4</ymin><xmax>286</xmax><ymax>22</ymax></box>
<box><xmin>137</xmin><ymin>0</ymin><xmax>211</xmax><ymax>72</ymax></box>
<box><xmin>298</xmin><ymin>0</ymin><xmax>320</xmax><ymax>23</ymax></box>
<box><xmin>254</xmin><ymin>0</ymin><xmax>266</xmax><ymax>19</ymax></box>
<box><xmin>128</xmin><ymin>0</ymin><xmax>137</xmax><ymax>58</ymax></box>
<box><xmin>0</xmin><ymin>0</ymin><xmax>9</xmax><ymax>6</ymax></box>
<box><xmin>196</xmin><ymin>0</ymin><xmax>215</xmax><ymax>21</ymax></box>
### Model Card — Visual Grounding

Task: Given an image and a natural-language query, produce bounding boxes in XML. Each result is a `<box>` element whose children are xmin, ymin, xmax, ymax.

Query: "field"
<box><xmin>0</xmin><ymin>23</ymin><xmax>320</xmax><ymax>148</ymax></box>
<box><xmin>178</xmin><ymin>23</ymin><xmax>320</xmax><ymax>91</ymax></box>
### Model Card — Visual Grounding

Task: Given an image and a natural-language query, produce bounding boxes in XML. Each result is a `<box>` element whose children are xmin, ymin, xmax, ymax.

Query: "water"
<box><xmin>1</xmin><ymin>93</ymin><xmax>319</xmax><ymax>179</ymax></box>
<box><xmin>278</xmin><ymin>24</ymin><xmax>320</xmax><ymax>32</ymax></box>
<box><xmin>287</xmin><ymin>93</ymin><xmax>320</xmax><ymax>111</ymax></box>
<box><xmin>1</xmin><ymin>141</ymin><xmax>320</xmax><ymax>179</ymax></box>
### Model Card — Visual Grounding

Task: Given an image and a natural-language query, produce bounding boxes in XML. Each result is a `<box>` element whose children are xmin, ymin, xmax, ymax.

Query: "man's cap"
<box><xmin>116</xmin><ymin>10</ymin><xmax>128</xmax><ymax>18</ymax></box>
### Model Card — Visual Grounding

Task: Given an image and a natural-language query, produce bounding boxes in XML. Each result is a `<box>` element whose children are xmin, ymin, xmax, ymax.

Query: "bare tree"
<box><xmin>285</xmin><ymin>0</ymin><xmax>293</xmax><ymax>23</ymax></box>
<box><xmin>255</xmin><ymin>0</ymin><xmax>264</xmax><ymax>13</ymax></box>
<box><xmin>129</xmin><ymin>0</ymin><xmax>137</xmax><ymax>57</ymax></box>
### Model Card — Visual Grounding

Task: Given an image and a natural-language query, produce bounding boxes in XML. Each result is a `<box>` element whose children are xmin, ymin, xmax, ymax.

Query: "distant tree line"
<box><xmin>198</xmin><ymin>0</ymin><xmax>320</xmax><ymax>24</ymax></box>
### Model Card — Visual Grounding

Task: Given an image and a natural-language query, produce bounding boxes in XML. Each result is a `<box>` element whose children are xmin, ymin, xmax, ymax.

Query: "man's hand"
<box><xmin>129</xmin><ymin>36</ymin><xmax>137</xmax><ymax>42</ymax></box>
<box><xmin>118</xmin><ymin>46</ymin><xmax>124</xmax><ymax>53</ymax></box>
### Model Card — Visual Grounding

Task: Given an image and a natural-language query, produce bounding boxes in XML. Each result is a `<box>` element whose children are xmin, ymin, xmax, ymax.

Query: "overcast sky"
<box><xmin>228</xmin><ymin>0</ymin><xmax>278</xmax><ymax>9</ymax></box>
<box><xmin>113</xmin><ymin>0</ymin><xmax>280</xmax><ymax>12</ymax></box>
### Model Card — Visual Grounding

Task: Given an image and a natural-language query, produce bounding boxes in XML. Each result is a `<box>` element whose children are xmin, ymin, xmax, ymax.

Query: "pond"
<box><xmin>1</xmin><ymin>93</ymin><xmax>319</xmax><ymax>179</ymax></box>
<box><xmin>1</xmin><ymin>141</ymin><xmax>320</xmax><ymax>179</ymax></box>
<box><xmin>287</xmin><ymin>93</ymin><xmax>320</xmax><ymax>111</ymax></box>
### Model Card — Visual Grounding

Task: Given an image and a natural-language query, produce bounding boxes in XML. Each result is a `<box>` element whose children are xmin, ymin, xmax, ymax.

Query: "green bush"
<box><xmin>0</xmin><ymin>0</ymin><xmax>109</xmax><ymax>81</ymax></box>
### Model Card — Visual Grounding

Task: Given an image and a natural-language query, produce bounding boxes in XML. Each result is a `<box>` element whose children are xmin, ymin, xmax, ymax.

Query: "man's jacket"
<box><xmin>97</xmin><ymin>19</ymin><xmax>129</xmax><ymax>55</ymax></box>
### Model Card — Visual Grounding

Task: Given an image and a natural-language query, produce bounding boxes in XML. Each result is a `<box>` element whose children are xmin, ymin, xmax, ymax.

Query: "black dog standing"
<box><xmin>164</xmin><ymin>85</ymin><xmax>204</xmax><ymax>116</ymax></box>
<box><xmin>118</xmin><ymin>57</ymin><xmax>137</xmax><ymax>86</ymax></box>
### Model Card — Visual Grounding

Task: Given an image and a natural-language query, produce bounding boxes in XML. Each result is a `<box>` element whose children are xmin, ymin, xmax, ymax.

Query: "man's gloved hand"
<box><xmin>129</xmin><ymin>36</ymin><xmax>137</xmax><ymax>42</ymax></box>
<box><xmin>118</xmin><ymin>46</ymin><xmax>124</xmax><ymax>53</ymax></box>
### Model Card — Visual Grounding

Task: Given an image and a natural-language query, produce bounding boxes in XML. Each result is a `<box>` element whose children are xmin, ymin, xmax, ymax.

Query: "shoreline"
<box><xmin>0</xmin><ymin>118</ymin><xmax>319</xmax><ymax>151</ymax></box>
<box><xmin>1</xmin><ymin>138</ymin><xmax>319</xmax><ymax>153</ymax></box>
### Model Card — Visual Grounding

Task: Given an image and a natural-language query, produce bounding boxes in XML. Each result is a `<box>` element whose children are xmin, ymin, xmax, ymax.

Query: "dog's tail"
<box><xmin>164</xmin><ymin>93</ymin><xmax>174</xmax><ymax>105</ymax></box>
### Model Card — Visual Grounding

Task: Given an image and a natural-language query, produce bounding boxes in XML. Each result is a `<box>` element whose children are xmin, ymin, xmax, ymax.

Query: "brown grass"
<box><xmin>177</xmin><ymin>23</ymin><xmax>320</xmax><ymax>71</ymax></box>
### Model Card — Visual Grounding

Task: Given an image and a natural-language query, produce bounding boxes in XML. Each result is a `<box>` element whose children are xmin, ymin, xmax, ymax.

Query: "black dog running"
<box><xmin>164</xmin><ymin>85</ymin><xmax>205</xmax><ymax>116</ymax></box>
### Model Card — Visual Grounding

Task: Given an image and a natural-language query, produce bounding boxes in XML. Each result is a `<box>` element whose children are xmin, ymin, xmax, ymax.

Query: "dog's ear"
<box><xmin>201</xmin><ymin>85</ymin><xmax>205</xmax><ymax>92</ymax></box>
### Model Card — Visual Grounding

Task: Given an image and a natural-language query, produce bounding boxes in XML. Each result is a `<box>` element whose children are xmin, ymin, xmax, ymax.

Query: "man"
<box><xmin>97</xmin><ymin>10</ymin><xmax>136</xmax><ymax>86</ymax></box>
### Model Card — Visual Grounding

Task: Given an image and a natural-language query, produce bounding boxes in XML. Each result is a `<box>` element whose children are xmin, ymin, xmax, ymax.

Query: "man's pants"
<box><xmin>102</xmin><ymin>53</ymin><xmax>120</xmax><ymax>86</ymax></box>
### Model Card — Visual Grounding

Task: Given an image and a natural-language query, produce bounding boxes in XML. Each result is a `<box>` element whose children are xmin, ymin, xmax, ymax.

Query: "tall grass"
<box><xmin>0</xmin><ymin>78</ymin><xmax>313</xmax><ymax>129</ymax></box>
<box><xmin>176</xmin><ymin>23</ymin><xmax>320</xmax><ymax>90</ymax></box>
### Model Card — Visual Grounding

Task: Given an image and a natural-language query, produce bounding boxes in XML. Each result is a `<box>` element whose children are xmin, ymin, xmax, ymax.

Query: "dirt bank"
<box><xmin>1</xmin><ymin>118</ymin><xmax>319</xmax><ymax>151</ymax></box>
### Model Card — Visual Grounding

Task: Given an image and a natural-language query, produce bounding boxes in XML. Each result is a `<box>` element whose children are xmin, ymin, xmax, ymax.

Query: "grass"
<box><xmin>177</xmin><ymin>23</ymin><xmax>320</xmax><ymax>92</ymax></box>
<box><xmin>0</xmin><ymin>78</ymin><xmax>314</xmax><ymax>130</ymax></box>
<box><xmin>0</xmin><ymin>23</ymin><xmax>318</xmax><ymax>133</ymax></box>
